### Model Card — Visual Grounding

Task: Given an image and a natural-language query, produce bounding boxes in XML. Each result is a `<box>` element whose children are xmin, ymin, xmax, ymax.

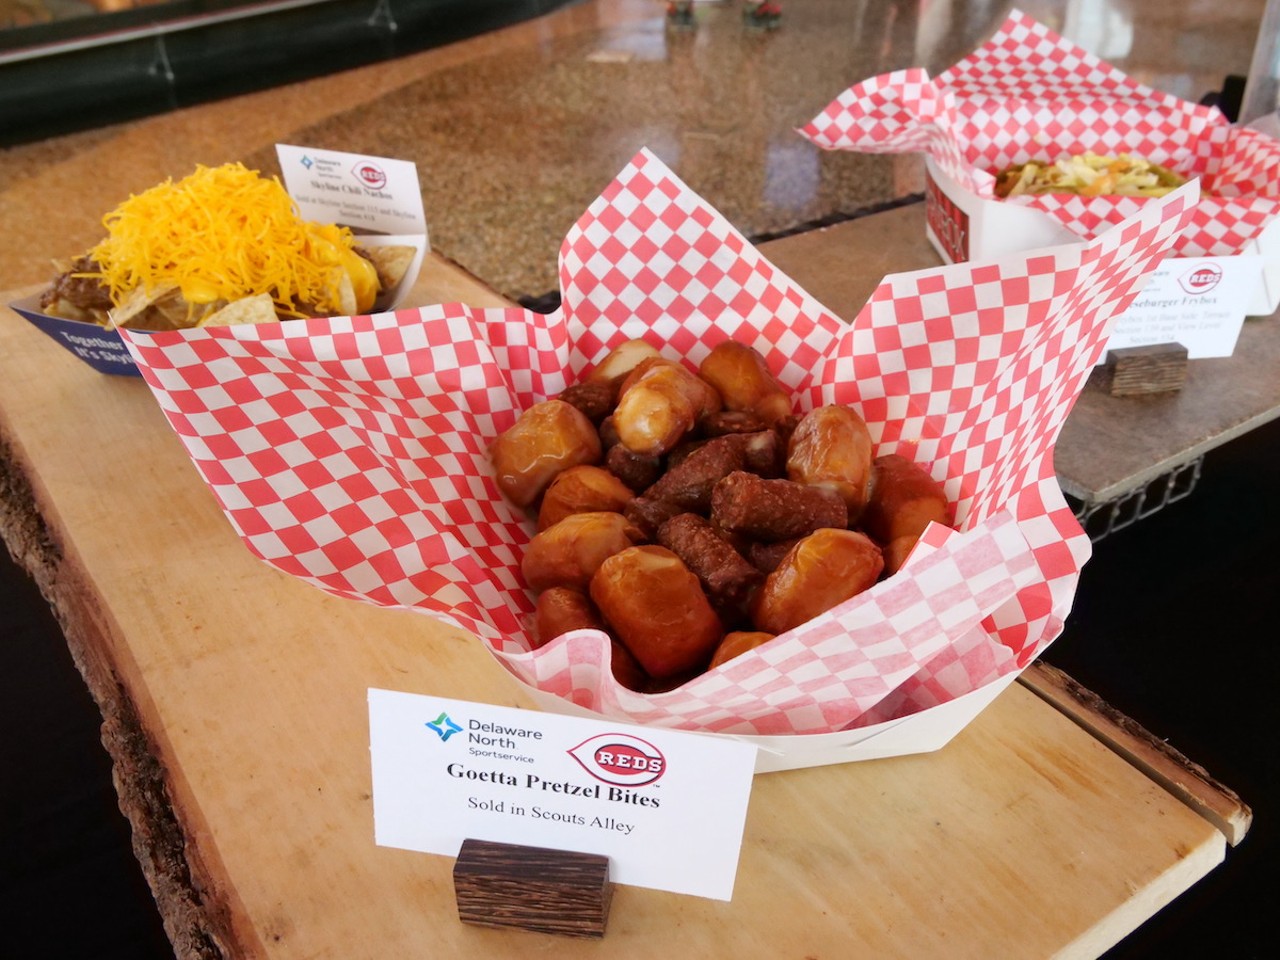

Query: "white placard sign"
<box><xmin>1104</xmin><ymin>255</ymin><xmax>1262</xmax><ymax>359</ymax></box>
<box><xmin>276</xmin><ymin>144</ymin><xmax>428</xmax><ymax>238</ymax></box>
<box><xmin>368</xmin><ymin>689</ymin><xmax>758</xmax><ymax>901</ymax></box>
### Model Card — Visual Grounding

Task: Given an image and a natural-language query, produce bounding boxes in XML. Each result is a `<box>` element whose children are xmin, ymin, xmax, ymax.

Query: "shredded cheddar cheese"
<box><xmin>87</xmin><ymin>162</ymin><xmax>379</xmax><ymax>319</ymax></box>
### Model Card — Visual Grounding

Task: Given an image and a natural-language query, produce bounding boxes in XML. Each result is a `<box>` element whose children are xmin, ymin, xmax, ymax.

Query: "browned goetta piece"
<box><xmin>642</xmin><ymin>434</ymin><xmax>746</xmax><ymax>513</ymax></box>
<box><xmin>747</xmin><ymin>537</ymin><xmax>802</xmax><ymax>574</ymax></box>
<box><xmin>725</xmin><ymin>430</ymin><xmax>783</xmax><ymax>477</ymax></box>
<box><xmin>605</xmin><ymin>442</ymin><xmax>663</xmax><ymax>492</ymax></box>
<box><xmin>556</xmin><ymin>380</ymin><xmax>618</xmax><ymax>424</ymax></box>
<box><xmin>710</xmin><ymin>471</ymin><xmax>847</xmax><ymax>542</ymax></box>
<box><xmin>771</xmin><ymin>413</ymin><xmax>802</xmax><ymax>451</ymax></box>
<box><xmin>622</xmin><ymin>496</ymin><xmax>686</xmax><ymax>541</ymax></box>
<box><xmin>598</xmin><ymin>414</ymin><xmax>622</xmax><ymax>450</ymax></box>
<box><xmin>657</xmin><ymin>513</ymin><xmax>763</xmax><ymax>620</ymax></box>
<box><xmin>700</xmin><ymin>410</ymin><xmax>768</xmax><ymax>437</ymax></box>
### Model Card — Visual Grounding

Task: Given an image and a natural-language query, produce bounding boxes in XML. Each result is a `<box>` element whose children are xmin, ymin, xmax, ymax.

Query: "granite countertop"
<box><xmin>1</xmin><ymin>0</ymin><xmax>939</xmax><ymax>304</ymax></box>
<box><xmin>1</xmin><ymin>0</ymin><xmax>1266</xmax><ymax>304</ymax></box>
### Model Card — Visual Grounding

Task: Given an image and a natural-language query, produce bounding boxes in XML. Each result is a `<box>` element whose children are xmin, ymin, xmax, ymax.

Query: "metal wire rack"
<box><xmin>1066</xmin><ymin>456</ymin><xmax>1205</xmax><ymax>542</ymax></box>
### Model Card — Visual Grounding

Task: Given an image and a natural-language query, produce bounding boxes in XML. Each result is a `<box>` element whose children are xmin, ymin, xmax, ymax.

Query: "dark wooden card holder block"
<box><xmin>452</xmin><ymin>838</ymin><xmax>613</xmax><ymax>939</ymax></box>
<box><xmin>1105</xmin><ymin>342</ymin><xmax>1189</xmax><ymax>396</ymax></box>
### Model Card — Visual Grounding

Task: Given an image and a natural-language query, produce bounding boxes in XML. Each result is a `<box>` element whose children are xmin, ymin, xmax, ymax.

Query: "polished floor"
<box><xmin>1</xmin><ymin>0</ymin><xmax>1276</xmax><ymax>957</ymax></box>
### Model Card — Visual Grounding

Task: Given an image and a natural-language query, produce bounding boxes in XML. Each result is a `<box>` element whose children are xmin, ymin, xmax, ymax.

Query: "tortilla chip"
<box><xmin>155</xmin><ymin>294</ymin><xmax>200</xmax><ymax>329</ymax></box>
<box><xmin>197</xmin><ymin>293</ymin><xmax>280</xmax><ymax>327</ymax></box>
<box><xmin>109</xmin><ymin>284</ymin><xmax>186</xmax><ymax>331</ymax></box>
<box><xmin>44</xmin><ymin>296</ymin><xmax>107</xmax><ymax>327</ymax></box>
<box><xmin>362</xmin><ymin>244</ymin><xmax>417</xmax><ymax>293</ymax></box>
<box><xmin>335</xmin><ymin>272</ymin><xmax>358</xmax><ymax>316</ymax></box>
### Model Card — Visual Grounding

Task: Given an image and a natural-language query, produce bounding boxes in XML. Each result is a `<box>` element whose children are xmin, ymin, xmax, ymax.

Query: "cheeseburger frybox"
<box><xmin>802</xmin><ymin>10</ymin><xmax>1280</xmax><ymax>324</ymax></box>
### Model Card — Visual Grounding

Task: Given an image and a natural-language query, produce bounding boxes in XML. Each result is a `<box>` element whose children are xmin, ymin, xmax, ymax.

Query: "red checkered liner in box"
<box><xmin>801</xmin><ymin>9</ymin><xmax>1280</xmax><ymax>257</ymax></box>
<box><xmin>122</xmin><ymin>148</ymin><xmax>1196</xmax><ymax>737</ymax></box>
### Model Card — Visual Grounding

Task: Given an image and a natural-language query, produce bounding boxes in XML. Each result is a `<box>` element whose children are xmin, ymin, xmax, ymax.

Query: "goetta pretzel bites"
<box><xmin>492</xmin><ymin>337</ymin><xmax>953</xmax><ymax>690</ymax></box>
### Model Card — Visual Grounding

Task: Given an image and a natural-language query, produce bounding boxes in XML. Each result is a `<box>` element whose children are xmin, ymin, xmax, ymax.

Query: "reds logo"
<box><xmin>568</xmin><ymin>733</ymin><xmax>666</xmax><ymax>787</ymax></box>
<box><xmin>925</xmin><ymin>172</ymin><xmax>969</xmax><ymax>264</ymax></box>
<box><xmin>352</xmin><ymin>161</ymin><xmax>388</xmax><ymax>190</ymax></box>
<box><xmin>1178</xmin><ymin>263</ymin><xmax>1222</xmax><ymax>295</ymax></box>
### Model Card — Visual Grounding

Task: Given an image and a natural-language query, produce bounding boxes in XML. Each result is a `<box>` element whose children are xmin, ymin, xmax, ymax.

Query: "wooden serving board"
<box><xmin>0</xmin><ymin>259</ymin><xmax>1237</xmax><ymax>959</ymax></box>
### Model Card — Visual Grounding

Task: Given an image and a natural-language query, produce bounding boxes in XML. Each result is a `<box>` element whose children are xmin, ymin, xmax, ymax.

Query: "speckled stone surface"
<box><xmin>0</xmin><ymin>0</ymin><xmax>1270</xmax><ymax>302</ymax></box>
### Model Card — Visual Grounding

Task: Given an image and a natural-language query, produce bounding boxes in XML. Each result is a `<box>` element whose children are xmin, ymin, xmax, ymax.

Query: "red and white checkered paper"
<box><xmin>801</xmin><ymin>9</ymin><xmax>1280</xmax><ymax>256</ymax></box>
<box><xmin>121</xmin><ymin>148</ymin><xmax>1196</xmax><ymax>740</ymax></box>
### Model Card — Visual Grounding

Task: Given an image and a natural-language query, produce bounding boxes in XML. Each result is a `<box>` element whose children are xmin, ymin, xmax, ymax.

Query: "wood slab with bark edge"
<box><xmin>1019</xmin><ymin>661</ymin><xmax>1251</xmax><ymax>845</ymax></box>
<box><xmin>0</xmin><ymin>257</ymin><xmax>1242</xmax><ymax>959</ymax></box>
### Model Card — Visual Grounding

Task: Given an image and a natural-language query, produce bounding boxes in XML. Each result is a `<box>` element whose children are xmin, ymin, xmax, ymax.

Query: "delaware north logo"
<box><xmin>426</xmin><ymin>712</ymin><xmax>463</xmax><ymax>742</ymax></box>
<box><xmin>568</xmin><ymin>733</ymin><xmax>666</xmax><ymax>787</ymax></box>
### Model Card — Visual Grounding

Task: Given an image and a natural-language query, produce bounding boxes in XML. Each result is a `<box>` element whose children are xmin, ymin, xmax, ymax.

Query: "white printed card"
<box><xmin>368</xmin><ymin>690</ymin><xmax>759</xmax><ymax>900</ymax></box>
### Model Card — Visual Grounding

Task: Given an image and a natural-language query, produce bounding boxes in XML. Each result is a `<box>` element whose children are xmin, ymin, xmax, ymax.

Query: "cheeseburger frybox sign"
<box><xmin>368</xmin><ymin>689</ymin><xmax>757</xmax><ymax>901</ymax></box>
